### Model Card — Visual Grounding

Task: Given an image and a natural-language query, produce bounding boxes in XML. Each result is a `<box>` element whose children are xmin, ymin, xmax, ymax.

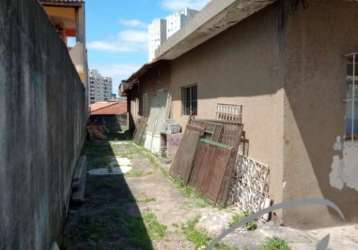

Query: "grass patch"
<box><xmin>138</xmin><ymin>197</ymin><xmax>156</xmax><ymax>203</ymax></box>
<box><xmin>182</xmin><ymin>217</ymin><xmax>238</xmax><ymax>250</ymax></box>
<box><xmin>125</xmin><ymin>142</ymin><xmax>210</xmax><ymax>208</ymax></box>
<box><xmin>229</xmin><ymin>211</ymin><xmax>257</xmax><ymax>231</ymax></box>
<box><xmin>125</xmin><ymin>169</ymin><xmax>153</xmax><ymax>178</ymax></box>
<box><xmin>112</xmin><ymin>142</ymin><xmax>147</xmax><ymax>158</ymax></box>
<box><xmin>182</xmin><ymin>217</ymin><xmax>211</xmax><ymax>249</ymax></box>
<box><xmin>259</xmin><ymin>237</ymin><xmax>291</xmax><ymax>250</ymax></box>
<box><xmin>143</xmin><ymin>211</ymin><xmax>167</xmax><ymax>240</ymax></box>
<box><xmin>171</xmin><ymin>177</ymin><xmax>210</xmax><ymax>208</ymax></box>
<box><xmin>114</xmin><ymin>209</ymin><xmax>166</xmax><ymax>249</ymax></box>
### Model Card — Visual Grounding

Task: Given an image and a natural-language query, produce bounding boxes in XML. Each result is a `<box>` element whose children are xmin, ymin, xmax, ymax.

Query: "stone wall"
<box><xmin>0</xmin><ymin>0</ymin><xmax>87</xmax><ymax>249</ymax></box>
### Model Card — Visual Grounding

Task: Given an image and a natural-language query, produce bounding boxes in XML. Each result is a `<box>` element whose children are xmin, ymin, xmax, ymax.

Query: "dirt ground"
<box><xmin>63</xmin><ymin>138</ymin><xmax>222</xmax><ymax>250</ymax></box>
<box><xmin>63</xmin><ymin>137</ymin><xmax>358</xmax><ymax>250</ymax></box>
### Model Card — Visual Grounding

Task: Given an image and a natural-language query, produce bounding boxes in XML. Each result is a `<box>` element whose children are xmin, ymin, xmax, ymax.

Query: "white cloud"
<box><xmin>88</xmin><ymin>30</ymin><xmax>148</xmax><ymax>53</ymax></box>
<box><xmin>120</xmin><ymin>19</ymin><xmax>148</xmax><ymax>29</ymax></box>
<box><xmin>91</xmin><ymin>64</ymin><xmax>142</xmax><ymax>92</ymax></box>
<box><xmin>119</xmin><ymin>30</ymin><xmax>147</xmax><ymax>43</ymax></box>
<box><xmin>161</xmin><ymin>0</ymin><xmax>210</xmax><ymax>11</ymax></box>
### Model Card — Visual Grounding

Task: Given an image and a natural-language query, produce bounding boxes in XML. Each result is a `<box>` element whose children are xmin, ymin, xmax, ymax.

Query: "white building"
<box><xmin>148</xmin><ymin>19</ymin><xmax>167</xmax><ymax>62</ymax></box>
<box><xmin>166</xmin><ymin>8</ymin><xmax>198</xmax><ymax>38</ymax></box>
<box><xmin>148</xmin><ymin>8</ymin><xmax>198</xmax><ymax>62</ymax></box>
<box><xmin>103</xmin><ymin>77</ymin><xmax>113</xmax><ymax>101</ymax></box>
<box><xmin>89</xmin><ymin>70</ymin><xmax>113</xmax><ymax>104</ymax></box>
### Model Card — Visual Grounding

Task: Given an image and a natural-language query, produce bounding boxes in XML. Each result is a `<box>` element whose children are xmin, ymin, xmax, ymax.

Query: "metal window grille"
<box><xmin>181</xmin><ymin>85</ymin><xmax>197</xmax><ymax>115</ymax></box>
<box><xmin>345</xmin><ymin>53</ymin><xmax>358</xmax><ymax>141</ymax></box>
<box><xmin>216</xmin><ymin>103</ymin><xmax>243</xmax><ymax>123</ymax></box>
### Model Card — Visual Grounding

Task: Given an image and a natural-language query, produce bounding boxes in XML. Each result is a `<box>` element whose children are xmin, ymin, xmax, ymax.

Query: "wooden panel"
<box><xmin>169</xmin><ymin>125</ymin><xmax>204</xmax><ymax>183</ymax></box>
<box><xmin>205</xmin><ymin>146</ymin><xmax>233</xmax><ymax>203</ymax></box>
<box><xmin>188</xmin><ymin>143</ymin><xmax>211</xmax><ymax>191</ymax></box>
<box><xmin>189</xmin><ymin>139</ymin><xmax>234</xmax><ymax>204</ymax></box>
<box><xmin>190</xmin><ymin>119</ymin><xmax>243</xmax><ymax>147</ymax></box>
<box><xmin>221</xmin><ymin>123</ymin><xmax>243</xmax><ymax>148</ymax></box>
<box><xmin>171</xmin><ymin>119</ymin><xmax>243</xmax><ymax>206</ymax></box>
<box><xmin>133</xmin><ymin>118</ymin><xmax>147</xmax><ymax>145</ymax></box>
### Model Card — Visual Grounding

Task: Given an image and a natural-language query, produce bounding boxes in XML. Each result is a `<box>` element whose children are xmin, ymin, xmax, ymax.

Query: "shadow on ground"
<box><xmin>63</xmin><ymin>125</ymin><xmax>154</xmax><ymax>250</ymax></box>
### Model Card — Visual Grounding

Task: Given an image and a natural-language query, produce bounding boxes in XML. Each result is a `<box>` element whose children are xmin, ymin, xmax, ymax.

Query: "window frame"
<box><xmin>345</xmin><ymin>53</ymin><xmax>358</xmax><ymax>141</ymax></box>
<box><xmin>181</xmin><ymin>84</ymin><xmax>198</xmax><ymax>116</ymax></box>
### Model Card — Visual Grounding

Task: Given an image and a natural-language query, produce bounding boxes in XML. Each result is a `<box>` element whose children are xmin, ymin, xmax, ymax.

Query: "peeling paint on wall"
<box><xmin>329</xmin><ymin>136</ymin><xmax>358</xmax><ymax>191</ymax></box>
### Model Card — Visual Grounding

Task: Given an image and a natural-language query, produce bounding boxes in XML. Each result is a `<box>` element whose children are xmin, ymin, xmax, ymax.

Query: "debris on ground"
<box><xmin>63</xmin><ymin>139</ymin><xmax>358</xmax><ymax>250</ymax></box>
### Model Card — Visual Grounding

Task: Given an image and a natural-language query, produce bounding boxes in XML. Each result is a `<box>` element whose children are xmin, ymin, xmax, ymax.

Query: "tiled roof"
<box><xmin>38</xmin><ymin>0</ymin><xmax>84</xmax><ymax>6</ymax></box>
<box><xmin>90</xmin><ymin>101</ymin><xmax>127</xmax><ymax>116</ymax></box>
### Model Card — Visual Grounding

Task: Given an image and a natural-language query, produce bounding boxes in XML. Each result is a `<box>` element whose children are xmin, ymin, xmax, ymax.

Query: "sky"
<box><xmin>86</xmin><ymin>0</ymin><xmax>211</xmax><ymax>94</ymax></box>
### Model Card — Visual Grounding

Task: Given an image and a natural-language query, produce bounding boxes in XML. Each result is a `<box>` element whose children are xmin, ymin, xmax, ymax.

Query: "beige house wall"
<box><xmin>132</xmin><ymin>5</ymin><xmax>286</xmax><ymax>206</ymax></box>
<box><xmin>128</xmin><ymin>0</ymin><xmax>358</xmax><ymax>228</ymax></box>
<box><xmin>282</xmin><ymin>0</ymin><xmax>358</xmax><ymax>228</ymax></box>
<box><xmin>169</xmin><ymin>5</ymin><xmax>285</xmax><ymax>205</ymax></box>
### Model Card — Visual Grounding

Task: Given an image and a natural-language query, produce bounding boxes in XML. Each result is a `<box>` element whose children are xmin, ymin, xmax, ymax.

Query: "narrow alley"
<box><xmin>4</xmin><ymin>1</ymin><xmax>358</xmax><ymax>250</ymax></box>
<box><xmin>63</xmin><ymin>133</ymin><xmax>217</xmax><ymax>250</ymax></box>
<box><xmin>62</xmin><ymin>131</ymin><xmax>358</xmax><ymax>250</ymax></box>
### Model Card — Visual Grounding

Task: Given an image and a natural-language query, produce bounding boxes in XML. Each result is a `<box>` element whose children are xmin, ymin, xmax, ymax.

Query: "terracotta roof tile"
<box><xmin>90</xmin><ymin>101</ymin><xmax>127</xmax><ymax>116</ymax></box>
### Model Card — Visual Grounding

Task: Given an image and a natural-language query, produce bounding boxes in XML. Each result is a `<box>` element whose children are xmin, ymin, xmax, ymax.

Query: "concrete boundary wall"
<box><xmin>0</xmin><ymin>0</ymin><xmax>87</xmax><ymax>249</ymax></box>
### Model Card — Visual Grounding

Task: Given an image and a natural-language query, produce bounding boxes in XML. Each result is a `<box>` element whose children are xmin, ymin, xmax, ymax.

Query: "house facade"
<box><xmin>122</xmin><ymin>0</ymin><xmax>358</xmax><ymax>228</ymax></box>
<box><xmin>39</xmin><ymin>0</ymin><xmax>88</xmax><ymax>87</ymax></box>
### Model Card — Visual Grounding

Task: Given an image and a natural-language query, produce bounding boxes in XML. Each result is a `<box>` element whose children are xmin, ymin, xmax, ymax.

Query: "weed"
<box><xmin>127</xmin><ymin>143</ymin><xmax>210</xmax><ymax>207</ymax></box>
<box><xmin>115</xmin><ymin>210</ymin><xmax>154</xmax><ymax>249</ymax></box>
<box><xmin>182</xmin><ymin>217</ymin><xmax>211</xmax><ymax>249</ymax></box>
<box><xmin>143</xmin><ymin>211</ymin><xmax>167</xmax><ymax>240</ymax></box>
<box><xmin>125</xmin><ymin>169</ymin><xmax>153</xmax><ymax>178</ymax></box>
<box><xmin>171</xmin><ymin>177</ymin><xmax>211</xmax><ymax>208</ymax></box>
<box><xmin>137</xmin><ymin>197</ymin><xmax>156</xmax><ymax>203</ymax></box>
<box><xmin>259</xmin><ymin>237</ymin><xmax>291</xmax><ymax>250</ymax></box>
<box><xmin>215</xmin><ymin>243</ymin><xmax>239</xmax><ymax>250</ymax></box>
<box><xmin>182</xmin><ymin>217</ymin><xmax>238</xmax><ymax>250</ymax></box>
<box><xmin>229</xmin><ymin>211</ymin><xmax>257</xmax><ymax>231</ymax></box>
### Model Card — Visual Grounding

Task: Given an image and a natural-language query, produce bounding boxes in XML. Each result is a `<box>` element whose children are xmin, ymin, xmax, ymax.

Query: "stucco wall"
<box><xmin>169</xmin><ymin>4</ymin><xmax>285</xmax><ymax>205</ymax></box>
<box><xmin>129</xmin><ymin>63</ymin><xmax>171</xmax><ymax>122</ymax></box>
<box><xmin>0</xmin><ymin>1</ymin><xmax>87</xmax><ymax>249</ymax></box>
<box><xmin>283</xmin><ymin>0</ymin><xmax>358</xmax><ymax>228</ymax></box>
<box><xmin>131</xmin><ymin>4</ymin><xmax>285</xmax><ymax>205</ymax></box>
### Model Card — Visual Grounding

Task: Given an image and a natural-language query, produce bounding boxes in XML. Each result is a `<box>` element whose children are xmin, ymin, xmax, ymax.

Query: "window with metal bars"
<box><xmin>181</xmin><ymin>85</ymin><xmax>197</xmax><ymax>116</ymax></box>
<box><xmin>345</xmin><ymin>54</ymin><xmax>358</xmax><ymax>141</ymax></box>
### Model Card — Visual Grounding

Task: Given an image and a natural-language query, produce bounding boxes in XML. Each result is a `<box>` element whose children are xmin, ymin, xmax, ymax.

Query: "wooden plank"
<box><xmin>133</xmin><ymin>118</ymin><xmax>147</xmax><ymax>145</ymax></box>
<box><xmin>217</xmin><ymin>148</ymin><xmax>237</xmax><ymax>205</ymax></box>
<box><xmin>203</xmin><ymin>145</ymin><xmax>233</xmax><ymax>203</ymax></box>
<box><xmin>169</xmin><ymin>125</ymin><xmax>204</xmax><ymax>183</ymax></box>
<box><xmin>188</xmin><ymin>142</ymin><xmax>211</xmax><ymax>192</ymax></box>
<box><xmin>172</xmin><ymin>119</ymin><xmax>243</xmax><ymax>206</ymax></box>
<box><xmin>188</xmin><ymin>139</ymin><xmax>234</xmax><ymax>204</ymax></box>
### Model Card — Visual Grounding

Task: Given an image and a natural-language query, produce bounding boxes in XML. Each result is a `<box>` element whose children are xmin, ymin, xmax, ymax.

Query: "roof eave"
<box><xmin>156</xmin><ymin>0</ymin><xmax>276</xmax><ymax>61</ymax></box>
<box><xmin>122</xmin><ymin>0</ymin><xmax>277</xmax><ymax>96</ymax></box>
<box><xmin>38</xmin><ymin>0</ymin><xmax>84</xmax><ymax>7</ymax></box>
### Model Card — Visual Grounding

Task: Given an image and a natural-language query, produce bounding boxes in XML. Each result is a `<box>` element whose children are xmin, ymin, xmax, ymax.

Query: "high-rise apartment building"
<box><xmin>89</xmin><ymin>70</ymin><xmax>113</xmax><ymax>104</ymax></box>
<box><xmin>166</xmin><ymin>8</ymin><xmax>198</xmax><ymax>38</ymax></box>
<box><xmin>148</xmin><ymin>8</ymin><xmax>198</xmax><ymax>62</ymax></box>
<box><xmin>148</xmin><ymin>19</ymin><xmax>167</xmax><ymax>62</ymax></box>
<box><xmin>103</xmin><ymin>77</ymin><xmax>113</xmax><ymax>101</ymax></box>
